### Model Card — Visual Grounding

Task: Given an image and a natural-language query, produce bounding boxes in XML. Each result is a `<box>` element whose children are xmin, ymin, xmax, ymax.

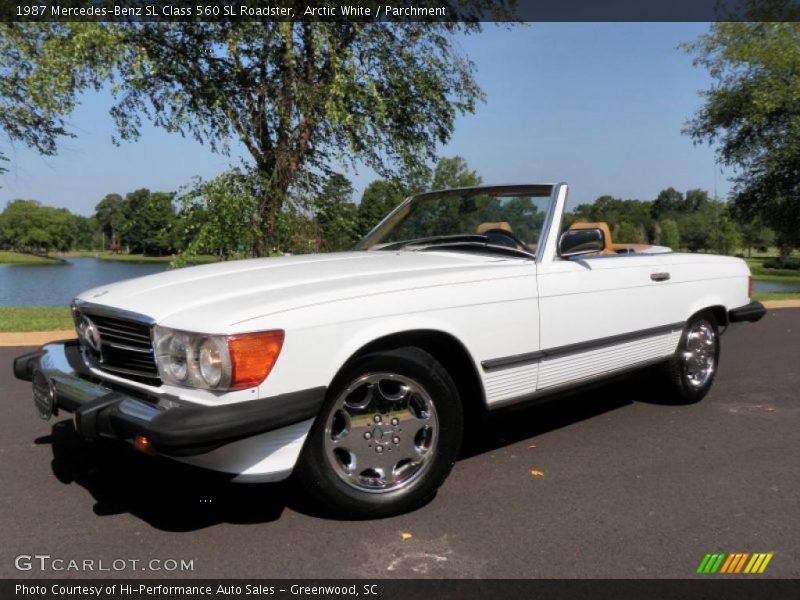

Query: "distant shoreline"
<box><xmin>0</xmin><ymin>251</ymin><xmax>65</xmax><ymax>265</ymax></box>
<box><xmin>56</xmin><ymin>250</ymin><xmax>219</xmax><ymax>264</ymax></box>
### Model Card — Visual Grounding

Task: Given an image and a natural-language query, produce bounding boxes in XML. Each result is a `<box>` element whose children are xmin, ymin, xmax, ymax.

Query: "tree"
<box><xmin>0</xmin><ymin>199</ymin><xmax>80</xmax><ymax>253</ymax></box>
<box><xmin>358</xmin><ymin>180</ymin><xmax>405</xmax><ymax>236</ymax></box>
<box><xmin>119</xmin><ymin>189</ymin><xmax>176</xmax><ymax>255</ymax></box>
<box><xmin>572</xmin><ymin>194</ymin><xmax>655</xmax><ymax>242</ymax></box>
<box><xmin>708</xmin><ymin>207</ymin><xmax>742</xmax><ymax>255</ymax></box>
<box><xmin>177</xmin><ymin>168</ymin><xmax>261</xmax><ymax>260</ymax></box>
<box><xmin>430</xmin><ymin>156</ymin><xmax>482</xmax><ymax>190</ymax></box>
<box><xmin>738</xmin><ymin>219</ymin><xmax>775</xmax><ymax>257</ymax></box>
<box><xmin>684</xmin><ymin>23</ymin><xmax>800</xmax><ymax>256</ymax></box>
<box><xmin>94</xmin><ymin>193</ymin><xmax>126</xmax><ymax>246</ymax></box>
<box><xmin>8</xmin><ymin>18</ymin><xmax>494</xmax><ymax>253</ymax></box>
<box><xmin>0</xmin><ymin>24</ymin><xmax>76</xmax><ymax>178</ymax></box>
<box><xmin>660</xmin><ymin>219</ymin><xmax>681</xmax><ymax>250</ymax></box>
<box><xmin>72</xmin><ymin>215</ymin><xmax>99</xmax><ymax>250</ymax></box>
<box><xmin>651</xmin><ymin>187</ymin><xmax>685</xmax><ymax>220</ymax></box>
<box><xmin>616</xmin><ymin>221</ymin><xmax>646</xmax><ymax>244</ymax></box>
<box><xmin>679</xmin><ymin>212</ymin><xmax>712</xmax><ymax>252</ymax></box>
<box><xmin>684</xmin><ymin>188</ymin><xmax>710</xmax><ymax>212</ymax></box>
<box><xmin>314</xmin><ymin>174</ymin><xmax>359</xmax><ymax>252</ymax></box>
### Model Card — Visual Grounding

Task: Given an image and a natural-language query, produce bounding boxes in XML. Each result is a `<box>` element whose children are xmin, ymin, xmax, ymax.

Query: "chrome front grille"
<box><xmin>76</xmin><ymin>309</ymin><xmax>161</xmax><ymax>385</ymax></box>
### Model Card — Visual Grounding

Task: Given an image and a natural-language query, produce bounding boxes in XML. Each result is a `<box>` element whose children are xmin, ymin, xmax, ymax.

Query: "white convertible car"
<box><xmin>15</xmin><ymin>184</ymin><xmax>765</xmax><ymax>516</ymax></box>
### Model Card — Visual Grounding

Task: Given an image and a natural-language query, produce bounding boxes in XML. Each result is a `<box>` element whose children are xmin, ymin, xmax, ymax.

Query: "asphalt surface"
<box><xmin>1</xmin><ymin>310</ymin><xmax>798</xmax><ymax>579</ymax></box>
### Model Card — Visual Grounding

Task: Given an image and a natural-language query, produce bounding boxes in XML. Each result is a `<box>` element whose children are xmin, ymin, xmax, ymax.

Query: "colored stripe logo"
<box><xmin>697</xmin><ymin>552</ymin><xmax>774</xmax><ymax>574</ymax></box>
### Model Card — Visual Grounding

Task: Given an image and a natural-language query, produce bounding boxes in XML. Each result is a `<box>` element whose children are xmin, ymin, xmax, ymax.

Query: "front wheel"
<box><xmin>659</xmin><ymin>312</ymin><xmax>721</xmax><ymax>404</ymax></box>
<box><xmin>295</xmin><ymin>347</ymin><xmax>463</xmax><ymax>518</ymax></box>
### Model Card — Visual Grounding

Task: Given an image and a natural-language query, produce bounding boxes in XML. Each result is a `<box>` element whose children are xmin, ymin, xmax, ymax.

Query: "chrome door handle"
<box><xmin>650</xmin><ymin>272</ymin><xmax>670</xmax><ymax>282</ymax></box>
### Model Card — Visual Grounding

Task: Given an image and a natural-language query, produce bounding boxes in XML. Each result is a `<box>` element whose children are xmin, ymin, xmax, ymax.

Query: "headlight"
<box><xmin>197</xmin><ymin>336</ymin><xmax>225</xmax><ymax>387</ymax></box>
<box><xmin>153</xmin><ymin>327</ymin><xmax>284</xmax><ymax>391</ymax></box>
<box><xmin>166</xmin><ymin>333</ymin><xmax>190</xmax><ymax>382</ymax></box>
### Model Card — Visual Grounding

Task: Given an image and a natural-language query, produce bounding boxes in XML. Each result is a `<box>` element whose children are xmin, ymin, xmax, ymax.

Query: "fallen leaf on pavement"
<box><xmin>401</xmin><ymin>532</ymin><xmax>413</xmax><ymax>540</ymax></box>
<box><xmin>530</xmin><ymin>469</ymin><xmax>544</xmax><ymax>477</ymax></box>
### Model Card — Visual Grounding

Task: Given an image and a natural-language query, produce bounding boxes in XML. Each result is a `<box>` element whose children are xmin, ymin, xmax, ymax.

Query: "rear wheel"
<box><xmin>295</xmin><ymin>347</ymin><xmax>463</xmax><ymax>518</ymax></box>
<box><xmin>659</xmin><ymin>312</ymin><xmax>720</xmax><ymax>404</ymax></box>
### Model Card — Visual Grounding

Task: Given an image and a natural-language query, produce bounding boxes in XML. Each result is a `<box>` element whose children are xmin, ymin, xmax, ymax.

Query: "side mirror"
<box><xmin>559</xmin><ymin>228</ymin><xmax>605</xmax><ymax>258</ymax></box>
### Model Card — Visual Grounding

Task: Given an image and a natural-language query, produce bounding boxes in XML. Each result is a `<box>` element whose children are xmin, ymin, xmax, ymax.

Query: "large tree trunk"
<box><xmin>254</xmin><ymin>181</ymin><xmax>289</xmax><ymax>257</ymax></box>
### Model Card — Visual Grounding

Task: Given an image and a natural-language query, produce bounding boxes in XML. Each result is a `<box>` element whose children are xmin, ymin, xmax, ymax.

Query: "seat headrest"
<box><xmin>476</xmin><ymin>221</ymin><xmax>512</xmax><ymax>234</ymax></box>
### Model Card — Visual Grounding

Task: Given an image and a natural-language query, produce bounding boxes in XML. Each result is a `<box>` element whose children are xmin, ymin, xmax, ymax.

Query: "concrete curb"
<box><xmin>762</xmin><ymin>299</ymin><xmax>800</xmax><ymax>309</ymax></box>
<box><xmin>0</xmin><ymin>330</ymin><xmax>75</xmax><ymax>347</ymax></box>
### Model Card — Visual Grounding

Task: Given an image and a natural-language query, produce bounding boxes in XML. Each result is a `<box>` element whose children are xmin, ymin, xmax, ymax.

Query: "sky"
<box><xmin>0</xmin><ymin>22</ymin><xmax>733</xmax><ymax>216</ymax></box>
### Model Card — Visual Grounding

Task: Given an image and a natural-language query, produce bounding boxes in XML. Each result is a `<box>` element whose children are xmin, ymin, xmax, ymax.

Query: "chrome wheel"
<box><xmin>682</xmin><ymin>320</ymin><xmax>717</xmax><ymax>388</ymax></box>
<box><xmin>324</xmin><ymin>372</ymin><xmax>439</xmax><ymax>494</ymax></box>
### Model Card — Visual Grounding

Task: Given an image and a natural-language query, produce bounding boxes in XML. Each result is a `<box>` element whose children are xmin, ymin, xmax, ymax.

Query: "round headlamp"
<box><xmin>197</xmin><ymin>337</ymin><xmax>225</xmax><ymax>387</ymax></box>
<box><xmin>166</xmin><ymin>333</ymin><xmax>190</xmax><ymax>381</ymax></box>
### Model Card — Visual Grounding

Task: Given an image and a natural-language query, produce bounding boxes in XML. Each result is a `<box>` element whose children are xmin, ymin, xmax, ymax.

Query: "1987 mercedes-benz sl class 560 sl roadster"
<box><xmin>14</xmin><ymin>184</ymin><xmax>766</xmax><ymax>516</ymax></box>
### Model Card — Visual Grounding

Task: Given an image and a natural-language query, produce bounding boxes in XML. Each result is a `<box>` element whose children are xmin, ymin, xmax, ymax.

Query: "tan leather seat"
<box><xmin>568</xmin><ymin>221</ymin><xmax>616</xmax><ymax>255</ymax></box>
<box><xmin>476</xmin><ymin>221</ymin><xmax>512</xmax><ymax>234</ymax></box>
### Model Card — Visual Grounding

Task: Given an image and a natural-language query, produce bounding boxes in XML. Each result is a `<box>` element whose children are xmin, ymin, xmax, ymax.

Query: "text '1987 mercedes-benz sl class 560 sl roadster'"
<box><xmin>14</xmin><ymin>184</ymin><xmax>766</xmax><ymax>516</ymax></box>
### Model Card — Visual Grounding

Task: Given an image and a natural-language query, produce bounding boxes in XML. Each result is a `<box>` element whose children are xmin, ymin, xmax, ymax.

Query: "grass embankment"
<box><xmin>0</xmin><ymin>307</ymin><xmax>73</xmax><ymax>332</ymax></box>
<box><xmin>0</xmin><ymin>251</ymin><xmax>64</xmax><ymax>265</ymax></box>
<box><xmin>751</xmin><ymin>291</ymin><xmax>800</xmax><ymax>302</ymax></box>
<box><xmin>68</xmin><ymin>250</ymin><xmax>220</xmax><ymax>264</ymax></box>
<box><xmin>746</xmin><ymin>258</ymin><xmax>800</xmax><ymax>284</ymax></box>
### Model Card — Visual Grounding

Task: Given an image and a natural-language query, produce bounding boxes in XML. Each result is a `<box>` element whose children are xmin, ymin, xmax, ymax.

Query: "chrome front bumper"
<box><xmin>14</xmin><ymin>341</ymin><xmax>326</xmax><ymax>456</ymax></box>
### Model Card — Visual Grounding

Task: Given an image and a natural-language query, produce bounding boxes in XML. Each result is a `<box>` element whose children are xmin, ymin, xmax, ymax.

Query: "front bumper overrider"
<box><xmin>13</xmin><ymin>340</ymin><xmax>325</xmax><ymax>457</ymax></box>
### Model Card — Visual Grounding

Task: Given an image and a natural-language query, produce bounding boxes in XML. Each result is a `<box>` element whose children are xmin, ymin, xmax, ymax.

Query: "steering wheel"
<box><xmin>482</xmin><ymin>228</ymin><xmax>529</xmax><ymax>251</ymax></box>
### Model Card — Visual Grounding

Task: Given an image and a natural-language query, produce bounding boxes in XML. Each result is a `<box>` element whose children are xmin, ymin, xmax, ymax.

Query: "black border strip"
<box><xmin>4</xmin><ymin>1</ymin><xmax>800</xmax><ymax>23</ymax></box>
<box><xmin>481</xmin><ymin>321</ymin><xmax>685</xmax><ymax>372</ymax></box>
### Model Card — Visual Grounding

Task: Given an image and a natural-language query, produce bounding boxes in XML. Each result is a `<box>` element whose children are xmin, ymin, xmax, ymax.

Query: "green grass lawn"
<box><xmin>751</xmin><ymin>291</ymin><xmax>800</xmax><ymax>302</ymax></box>
<box><xmin>0</xmin><ymin>251</ymin><xmax>64</xmax><ymax>265</ymax></box>
<box><xmin>0</xmin><ymin>307</ymin><xmax>74</xmax><ymax>332</ymax></box>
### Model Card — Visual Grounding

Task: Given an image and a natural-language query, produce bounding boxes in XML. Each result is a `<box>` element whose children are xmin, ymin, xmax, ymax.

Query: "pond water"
<box><xmin>0</xmin><ymin>257</ymin><xmax>167</xmax><ymax>306</ymax></box>
<box><xmin>1</xmin><ymin>256</ymin><xmax>799</xmax><ymax>307</ymax></box>
<box><xmin>752</xmin><ymin>280</ymin><xmax>800</xmax><ymax>294</ymax></box>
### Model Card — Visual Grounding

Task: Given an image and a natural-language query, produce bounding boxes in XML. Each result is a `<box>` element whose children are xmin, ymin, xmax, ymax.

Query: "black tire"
<box><xmin>295</xmin><ymin>346</ymin><xmax>463</xmax><ymax>518</ymax></box>
<box><xmin>658</xmin><ymin>311</ymin><xmax>721</xmax><ymax>404</ymax></box>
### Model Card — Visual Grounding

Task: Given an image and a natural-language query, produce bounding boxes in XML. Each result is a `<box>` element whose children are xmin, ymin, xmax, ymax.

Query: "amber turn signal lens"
<box><xmin>227</xmin><ymin>330</ymin><xmax>285</xmax><ymax>390</ymax></box>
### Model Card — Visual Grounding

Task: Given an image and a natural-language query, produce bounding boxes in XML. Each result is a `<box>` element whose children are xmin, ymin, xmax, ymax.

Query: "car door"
<box><xmin>535</xmin><ymin>253</ymin><xmax>685</xmax><ymax>392</ymax></box>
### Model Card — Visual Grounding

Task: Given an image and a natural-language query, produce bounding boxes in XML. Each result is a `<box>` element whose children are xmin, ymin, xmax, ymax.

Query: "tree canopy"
<box><xmin>0</xmin><ymin>199</ymin><xmax>79</xmax><ymax>253</ymax></box>
<box><xmin>357</xmin><ymin>180</ymin><xmax>406</xmax><ymax>236</ymax></box>
<box><xmin>684</xmin><ymin>23</ymin><xmax>800</xmax><ymax>255</ymax></box>
<box><xmin>0</xmin><ymin>24</ymin><xmax>77</xmax><ymax>177</ymax></box>
<box><xmin>2</xmin><ymin>19</ymin><xmax>492</xmax><ymax>252</ymax></box>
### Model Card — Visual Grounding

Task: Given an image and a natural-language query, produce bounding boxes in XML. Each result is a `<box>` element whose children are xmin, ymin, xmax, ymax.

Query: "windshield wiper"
<box><xmin>377</xmin><ymin>234</ymin><xmax>488</xmax><ymax>251</ymax></box>
<box><xmin>417</xmin><ymin>241</ymin><xmax>535</xmax><ymax>260</ymax></box>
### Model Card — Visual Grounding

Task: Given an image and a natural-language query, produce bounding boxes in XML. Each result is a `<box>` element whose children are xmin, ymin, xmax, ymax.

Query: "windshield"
<box><xmin>356</xmin><ymin>185</ymin><xmax>553</xmax><ymax>258</ymax></box>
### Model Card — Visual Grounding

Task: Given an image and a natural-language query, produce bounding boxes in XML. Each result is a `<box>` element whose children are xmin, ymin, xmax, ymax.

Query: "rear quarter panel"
<box><xmin>537</xmin><ymin>252</ymin><xmax>749</xmax><ymax>349</ymax></box>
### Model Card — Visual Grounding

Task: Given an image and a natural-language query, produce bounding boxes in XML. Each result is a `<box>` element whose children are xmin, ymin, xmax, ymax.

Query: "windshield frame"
<box><xmin>356</xmin><ymin>184</ymin><xmax>558</xmax><ymax>260</ymax></box>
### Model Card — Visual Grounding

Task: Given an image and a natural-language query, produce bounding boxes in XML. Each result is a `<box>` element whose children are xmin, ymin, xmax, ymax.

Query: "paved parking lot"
<box><xmin>2</xmin><ymin>310</ymin><xmax>798</xmax><ymax>579</ymax></box>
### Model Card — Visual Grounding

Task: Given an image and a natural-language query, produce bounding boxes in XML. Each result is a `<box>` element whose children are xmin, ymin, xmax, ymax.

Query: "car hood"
<box><xmin>75</xmin><ymin>251</ymin><xmax>524</xmax><ymax>332</ymax></box>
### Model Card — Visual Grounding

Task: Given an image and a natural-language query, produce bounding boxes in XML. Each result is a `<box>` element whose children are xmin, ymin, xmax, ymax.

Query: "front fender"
<box><xmin>263</xmin><ymin>314</ymin><xmax>481</xmax><ymax>398</ymax></box>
